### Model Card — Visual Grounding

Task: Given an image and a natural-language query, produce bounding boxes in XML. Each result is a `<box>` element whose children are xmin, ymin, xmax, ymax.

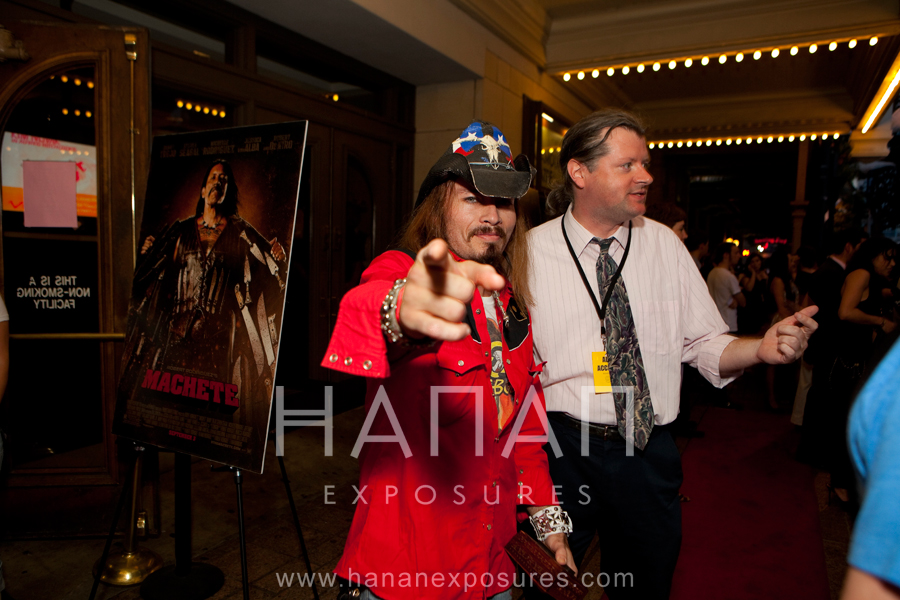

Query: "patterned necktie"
<box><xmin>595</xmin><ymin>238</ymin><xmax>654</xmax><ymax>450</ymax></box>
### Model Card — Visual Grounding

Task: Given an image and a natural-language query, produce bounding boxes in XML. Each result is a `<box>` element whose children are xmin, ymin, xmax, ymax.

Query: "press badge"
<box><xmin>592</xmin><ymin>351</ymin><xmax>612</xmax><ymax>393</ymax></box>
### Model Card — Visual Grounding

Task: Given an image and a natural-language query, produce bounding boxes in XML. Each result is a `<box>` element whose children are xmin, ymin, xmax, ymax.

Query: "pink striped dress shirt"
<box><xmin>527</xmin><ymin>206</ymin><xmax>737</xmax><ymax>426</ymax></box>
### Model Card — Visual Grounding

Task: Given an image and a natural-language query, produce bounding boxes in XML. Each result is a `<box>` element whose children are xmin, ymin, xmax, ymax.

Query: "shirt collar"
<box><xmin>564</xmin><ymin>204</ymin><xmax>628</xmax><ymax>257</ymax></box>
<box><xmin>828</xmin><ymin>255</ymin><xmax>847</xmax><ymax>270</ymax></box>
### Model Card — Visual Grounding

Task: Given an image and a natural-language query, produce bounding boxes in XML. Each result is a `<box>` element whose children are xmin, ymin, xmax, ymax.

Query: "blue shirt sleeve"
<box><xmin>847</xmin><ymin>341</ymin><xmax>900</xmax><ymax>588</ymax></box>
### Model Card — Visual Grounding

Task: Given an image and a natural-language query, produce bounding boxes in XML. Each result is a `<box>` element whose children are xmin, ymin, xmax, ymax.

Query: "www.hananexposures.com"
<box><xmin>274</xmin><ymin>570</ymin><xmax>634</xmax><ymax>591</ymax></box>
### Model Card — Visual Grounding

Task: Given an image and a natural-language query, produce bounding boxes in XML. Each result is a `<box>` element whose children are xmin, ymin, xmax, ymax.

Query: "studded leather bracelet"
<box><xmin>529</xmin><ymin>505</ymin><xmax>573</xmax><ymax>541</ymax></box>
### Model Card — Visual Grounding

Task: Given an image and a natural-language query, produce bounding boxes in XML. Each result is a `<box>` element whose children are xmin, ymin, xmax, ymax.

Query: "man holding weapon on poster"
<box><xmin>322</xmin><ymin>122</ymin><xmax>575</xmax><ymax>599</ymax></box>
<box><xmin>123</xmin><ymin>158</ymin><xmax>287</xmax><ymax>427</ymax></box>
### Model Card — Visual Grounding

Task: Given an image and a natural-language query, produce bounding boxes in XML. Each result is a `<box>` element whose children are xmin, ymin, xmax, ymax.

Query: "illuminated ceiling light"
<box><xmin>849</xmin><ymin>39</ymin><xmax>857</xmax><ymax>49</ymax></box>
<box><xmin>548</xmin><ymin>147</ymin><xmax>554</xmax><ymax>154</ymax></box>
<box><xmin>767</xmin><ymin>136</ymin><xmax>773</xmax><ymax>143</ymax></box>
<box><xmin>74</xmin><ymin>109</ymin><xmax>81</xmax><ymax>116</ymax></box>
<box><xmin>87</xmin><ymin>81</ymin><xmax>94</xmax><ymax>89</ymax></box>
<box><xmin>701</xmin><ymin>56</ymin><xmax>710</xmax><ymax>66</ymax></box>
<box><xmin>563</xmin><ymin>73</ymin><xmax>571</xmax><ymax>81</ymax></box>
<box><xmin>757</xmin><ymin>245</ymin><xmax>765</xmax><ymax>252</ymax></box>
<box><xmin>622</xmin><ymin>66</ymin><xmax>630</xmax><ymax>75</ymax></box>
<box><xmin>220</xmin><ymin>111</ymin><xmax>226</xmax><ymax>118</ymax></box>
<box><xmin>861</xmin><ymin>67</ymin><xmax>900</xmax><ymax>133</ymax></box>
<box><xmin>333</xmin><ymin>94</ymin><xmax>340</xmax><ymax>101</ymax></box>
<box><xmin>177</xmin><ymin>100</ymin><xmax>184</xmax><ymax>108</ymax></box>
<box><xmin>732</xmin><ymin>239</ymin><xmax>740</xmax><ymax>247</ymax></box>
<box><xmin>716</xmin><ymin>139</ymin><xmax>722</xmax><ymax>146</ymax></box>
<box><xmin>790</xmin><ymin>46</ymin><xmax>799</xmax><ymax>56</ymax></box>
<box><xmin>687</xmin><ymin>141</ymin><xmax>693</xmax><ymax>147</ymax></box>
<box><xmin>823</xmin><ymin>132</ymin><xmax>828</xmax><ymax>138</ymax></box>
<box><xmin>833</xmin><ymin>133</ymin><xmax>840</xmax><ymax>139</ymax></box>
<box><xmin>592</xmin><ymin>69</ymin><xmax>600</xmax><ymax>78</ymax></box>
<box><xmin>185</xmin><ymin>102</ymin><xmax>193</xmax><ymax>110</ymax></box>
<box><xmin>74</xmin><ymin>78</ymin><xmax>82</xmax><ymax>85</ymax></box>
<box><xmin>726</xmin><ymin>138</ymin><xmax>732</xmax><ymax>145</ymax></box>
<box><xmin>61</xmin><ymin>75</ymin><xmax>68</xmax><ymax>82</ymax></box>
<box><xmin>61</xmin><ymin>108</ymin><xmax>68</xmax><ymax>115</ymax></box>
<box><xmin>667</xmin><ymin>142</ymin><xmax>674</xmax><ymax>148</ymax></box>
<box><xmin>211</xmin><ymin>109</ymin><xmax>218</xmax><ymax>116</ymax></box>
<box><xmin>735</xmin><ymin>138</ymin><xmax>742</xmax><ymax>145</ymax></box>
<box><xmin>677</xmin><ymin>141</ymin><xmax>683</xmax><ymax>147</ymax></box>
<box><xmin>743</xmin><ymin>249</ymin><xmax>750</xmax><ymax>257</ymax></box>
<box><xmin>653</xmin><ymin>62</ymin><xmax>661</xmax><ymax>71</ymax></box>
<box><xmin>753</xmin><ymin>50</ymin><xmax>762</xmax><ymax>60</ymax></box>
<box><xmin>86</xmin><ymin>111</ymin><xmax>92</xmax><ymax>118</ymax></box>
<box><xmin>771</xmin><ymin>48</ymin><xmax>780</xmax><ymax>58</ymax></box>
<box><xmin>829</xmin><ymin>41</ymin><xmax>838</xmax><ymax>51</ymax></box>
<box><xmin>577</xmin><ymin>71</ymin><xmax>585</xmax><ymax>80</ymax></box>
<box><xmin>203</xmin><ymin>107</ymin><xmax>210</xmax><ymax>114</ymax></box>
<box><xmin>757</xmin><ymin>136</ymin><xmax>763</xmax><ymax>143</ymax></box>
<box><xmin>668</xmin><ymin>60</ymin><xmax>676</xmax><ymax>69</ymax></box>
<box><xmin>736</xmin><ymin>53</ymin><xmax>744</xmax><ymax>62</ymax></box>
<box><xmin>789</xmin><ymin>135</ymin><xmax>795</xmax><ymax>141</ymax></box>
<box><xmin>718</xmin><ymin>54</ymin><xmax>727</xmax><ymax>64</ymax></box>
<box><xmin>810</xmin><ymin>134</ymin><xmax>817</xmax><ymax>140</ymax></box>
<box><xmin>778</xmin><ymin>136</ymin><xmax>784</xmax><ymax>142</ymax></box>
<box><xmin>542</xmin><ymin>113</ymin><xmax>554</xmax><ymax>123</ymax></box>
<box><xmin>637</xmin><ymin>64</ymin><xmax>645</xmax><ymax>73</ymax></box>
<box><xmin>540</xmin><ymin>149</ymin><xmax>545</xmax><ymax>155</ymax></box>
<box><xmin>809</xmin><ymin>44</ymin><xmax>817</xmax><ymax>53</ymax></box>
<box><xmin>870</xmin><ymin>37</ymin><xmax>878</xmax><ymax>46</ymax></box>
<box><xmin>706</xmin><ymin>140</ymin><xmax>712</xmax><ymax>146</ymax></box>
<box><xmin>649</xmin><ymin>142</ymin><xmax>655</xmax><ymax>149</ymax></box>
<box><xmin>684</xmin><ymin>59</ymin><xmax>692</xmax><ymax>68</ymax></box>
<box><xmin>799</xmin><ymin>134</ymin><xmax>806</xmax><ymax>141</ymax></box>
<box><xmin>746</xmin><ymin>137</ymin><xmax>753</xmax><ymax>144</ymax></box>
<box><xmin>726</xmin><ymin>237</ymin><xmax>734</xmax><ymax>243</ymax></box>
<box><xmin>194</xmin><ymin>105</ymin><xmax>201</xmax><ymax>112</ymax></box>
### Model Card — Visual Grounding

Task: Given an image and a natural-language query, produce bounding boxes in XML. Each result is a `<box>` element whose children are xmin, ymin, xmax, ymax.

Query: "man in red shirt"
<box><xmin>322</xmin><ymin>122</ymin><xmax>574</xmax><ymax>599</ymax></box>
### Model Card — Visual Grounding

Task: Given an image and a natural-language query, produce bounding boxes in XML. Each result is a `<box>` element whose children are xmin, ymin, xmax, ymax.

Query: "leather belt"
<box><xmin>551</xmin><ymin>412</ymin><xmax>622</xmax><ymax>441</ymax></box>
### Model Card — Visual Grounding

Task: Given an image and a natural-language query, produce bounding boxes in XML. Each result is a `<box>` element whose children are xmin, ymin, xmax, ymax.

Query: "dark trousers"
<box><xmin>544</xmin><ymin>413</ymin><xmax>683</xmax><ymax>600</ymax></box>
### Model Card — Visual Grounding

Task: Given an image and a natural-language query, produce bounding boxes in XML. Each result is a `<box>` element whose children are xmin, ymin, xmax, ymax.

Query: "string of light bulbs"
<box><xmin>176</xmin><ymin>100</ymin><xmax>227</xmax><ymax>118</ymax></box>
<box><xmin>648</xmin><ymin>132</ymin><xmax>844</xmax><ymax>149</ymax></box>
<box><xmin>561</xmin><ymin>37</ymin><xmax>879</xmax><ymax>81</ymax></box>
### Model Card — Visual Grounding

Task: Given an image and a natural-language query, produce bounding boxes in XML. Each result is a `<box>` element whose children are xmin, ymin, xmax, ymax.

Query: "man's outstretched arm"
<box><xmin>718</xmin><ymin>305</ymin><xmax>818</xmax><ymax>375</ymax></box>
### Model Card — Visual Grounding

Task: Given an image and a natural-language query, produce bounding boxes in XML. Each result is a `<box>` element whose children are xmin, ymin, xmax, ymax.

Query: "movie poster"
<box><xmin>113</xmin><ymin>122</ymin><xmax>307</xmax><ymax>473</ymax></box>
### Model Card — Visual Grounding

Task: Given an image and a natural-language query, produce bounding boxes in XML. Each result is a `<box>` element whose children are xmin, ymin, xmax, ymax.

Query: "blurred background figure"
<box><xmin>645</xmin><ymin>201</ymin><xmax>688</xmax><ymax>242</ymax></box>
<box><xmin>687</xmin><ymin>231</ymin><xmax>709</xmax><ymax>273</ymax></box>
<box><xmin>792</xmin><ymin>246</ymin><xmax>820</xmax><ymax>426</ymax></box>
<box><xmin>737</xmin><ymin>252</ymin><xmax>770</xmax><ymax>335</ymax></box>
<box><xmin>828</xmin><ymin>238</ymin><xmax>897</xmax><ymax>505</ymax></box>
<box><xmin>767</xmin><ymin>247</ymin><xmax>802</xmax><ymax>411</ymax></box>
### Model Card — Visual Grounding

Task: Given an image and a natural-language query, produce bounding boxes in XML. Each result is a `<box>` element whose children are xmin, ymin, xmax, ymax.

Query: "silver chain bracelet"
<box><xmin>380</xmin><ymin>278</ymin><xmax>407</xmax><ymax>343</ymax></box>
<box><xmin>529</xmin><ymin>506</ymin><xmax>573</xmax><ymax>541</ymax></box>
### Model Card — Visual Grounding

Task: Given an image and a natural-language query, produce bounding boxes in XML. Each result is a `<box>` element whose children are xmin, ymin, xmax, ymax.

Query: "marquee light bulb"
<box><xmin>563</xmin><ymin>73</ymin><xmax>571</xmax><ymax>81</ymax></box>
<box><xmin>771</xmin><ymin>48</ymin><xmax>780</xmax><ymax>58</ymax></box>
<box><xmin>790</xmin><ymin>46</ymin><xmax>799</xmax><ymax>56</ymax></box>
<box><xmin>736</xmin><ymin>53</ymin><xmax>744</xmax><ymax>62</ymax></box>
<box><xmin>719</xmin><ymin>54</ymin><xmax>727</xmax><ymax>64</ymax></box>
<box><xmin>849</xmin><ymin>39</ymin><xmax>857</xmax><ymax>49</ymax></box>
<box><xmin>829</xmin><ymin>42</ymin><xmax>837</xmax><ymax>51</ymax></box>
<box><xmin>622</xmin><ymin>66</ymin><xmax>630</xmax><ymax>75</ymax></box>
<box><xmin>753</xmin><ymin>50</ymin><xmax>762</xmax><ymax>60</ymax></box>
<box><xmin>592</xmin><ymin>69</ymin><xmax>600</xmax><ymax>78</ymax></box>
<box><xmin>653</xmin><ymin>62</ymin><xmax>661</xmax><ymax>71</ymax></box>
<box><xmin>684</xmin><ymin>59</ymin><xmax>692</xmax><ymax>67</ymax></box>
<box><xmin>809</xmin><ymin>44</ymin><xmax>817</xmax><ymax>53</ymax></box>
<box><xmin>577</xmin><ymin>71</ymin><xmax>585</xmax><ymax>80</ymax></box>
<box><xmin>668</xmin><ymin>60</ymin><xmax>676</xmax><ymax>69</ymax></box>
<box><xmin>607</xmin><ymin>67</ymin><xmax>614</xmax><ymax>76</ymax></box>
<box><xmin>702</xmin><ymin>56</ymin><xmax>710</xmax><ymax>65</ymax></box>
<box><xmin>637</xmin><ymin>64</ymin><xmax>645</xmax><ymax>73</ymax></box>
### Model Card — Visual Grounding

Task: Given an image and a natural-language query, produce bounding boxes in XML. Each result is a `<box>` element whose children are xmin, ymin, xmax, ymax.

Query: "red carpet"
<box><xmin>670</xmin><ymin>405</ymin><xmax>830</xmax><ymax>599</ymax></box>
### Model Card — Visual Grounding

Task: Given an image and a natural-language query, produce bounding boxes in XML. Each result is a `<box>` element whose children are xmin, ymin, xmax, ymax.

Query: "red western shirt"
<box><xmin>322</xmin><ymin>250</ymin><xmax>556</xmax><ymax>599</ymax></box>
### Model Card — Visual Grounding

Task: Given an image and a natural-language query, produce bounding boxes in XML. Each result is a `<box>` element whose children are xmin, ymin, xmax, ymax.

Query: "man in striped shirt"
<box><xmin>526</xmin><ymin>109</ymin><xmax>818</xmax><ymax>599</ymax></box>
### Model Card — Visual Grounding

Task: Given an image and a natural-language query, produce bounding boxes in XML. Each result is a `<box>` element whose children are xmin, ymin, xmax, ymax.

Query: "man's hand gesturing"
<box><xmin>399</xmin><ymin>239</ymin><xmax>505</xmax><ymax>342</ymax></box>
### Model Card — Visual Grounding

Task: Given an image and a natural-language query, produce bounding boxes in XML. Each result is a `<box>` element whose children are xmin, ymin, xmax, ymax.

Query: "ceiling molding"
<box><xmin>546</xmin><ymin>0</ymin><xmax>900</xmax><ymax>71</ymax></box>
<box><xmin>448</xmin><ymin>0</ymin><xmax>550</xmax><ymax>66</ymax></box>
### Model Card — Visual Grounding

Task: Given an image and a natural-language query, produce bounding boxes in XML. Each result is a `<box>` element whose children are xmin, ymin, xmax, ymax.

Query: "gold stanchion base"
<box><xmin>93</xmin><ymin>545</ymin><xmax>164</xmax><ymax>586</ymax></box>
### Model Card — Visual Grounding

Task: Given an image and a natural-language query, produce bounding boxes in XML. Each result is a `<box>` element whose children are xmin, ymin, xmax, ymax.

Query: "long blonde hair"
<box><xmin>397</xmin><ymin>180</ymin><xmax>533</xmax><ymax>307</ymax></box>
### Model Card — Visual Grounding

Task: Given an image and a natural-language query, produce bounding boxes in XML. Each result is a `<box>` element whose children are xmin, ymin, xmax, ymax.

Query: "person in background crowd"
<box><xmin>707</xmin><ymin>242</ymin><xmax>746</xmax><ymax>334</ymax></box>
<box><xmin>644</xmin><ymin>201</ymin><xmax>688</xmax><ymax>242</ymax></box>
<box><xmin>687</xmin><ymin>231</ymin><xmax>709</xmax><ymax>273</ymax></box>
<box><xmin>797</xmin><ymin>229</ymin><xmax>866</xmax><ymax>466</ymax></box>
<box><xmin>737</xmin><ymin>252</ymin><xmax>770</xmax><ymax>334</ymax></box>
<box><xmin>0</xmin><ymin>293</ymin><xmax>9</xmax><ymax>600</ymax></box>
<box><xmin>767</xmin><ymin>248</ymin><xmax>802</xmax><ymax>411</ymax></box>
<box><xmin>828</xmin><ymin>237</ymin><xmax>897</xmax><ymax>505</ymax></box>
<box><xmin>840</xmin><ymin>335</ymin><xmax>900</xmax><ymax>600</ymax></box>
<box><xmin>792</xmin><ymin>245</ymin><xmax>819</xmax><ymax>425</ymax></box>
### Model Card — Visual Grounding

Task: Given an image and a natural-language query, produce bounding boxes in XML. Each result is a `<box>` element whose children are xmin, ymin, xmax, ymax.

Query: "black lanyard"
<box><xmin>561</xmin><ymin>215</ymin><xmax>632</xmax><ymax>337</ymax></box>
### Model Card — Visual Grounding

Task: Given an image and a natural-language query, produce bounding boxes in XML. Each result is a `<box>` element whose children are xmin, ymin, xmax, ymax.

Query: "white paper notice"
<box><xmin>23</xmin><ymin>160</ymin><xmax>78</xmax><ymax>228</ymax></box>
